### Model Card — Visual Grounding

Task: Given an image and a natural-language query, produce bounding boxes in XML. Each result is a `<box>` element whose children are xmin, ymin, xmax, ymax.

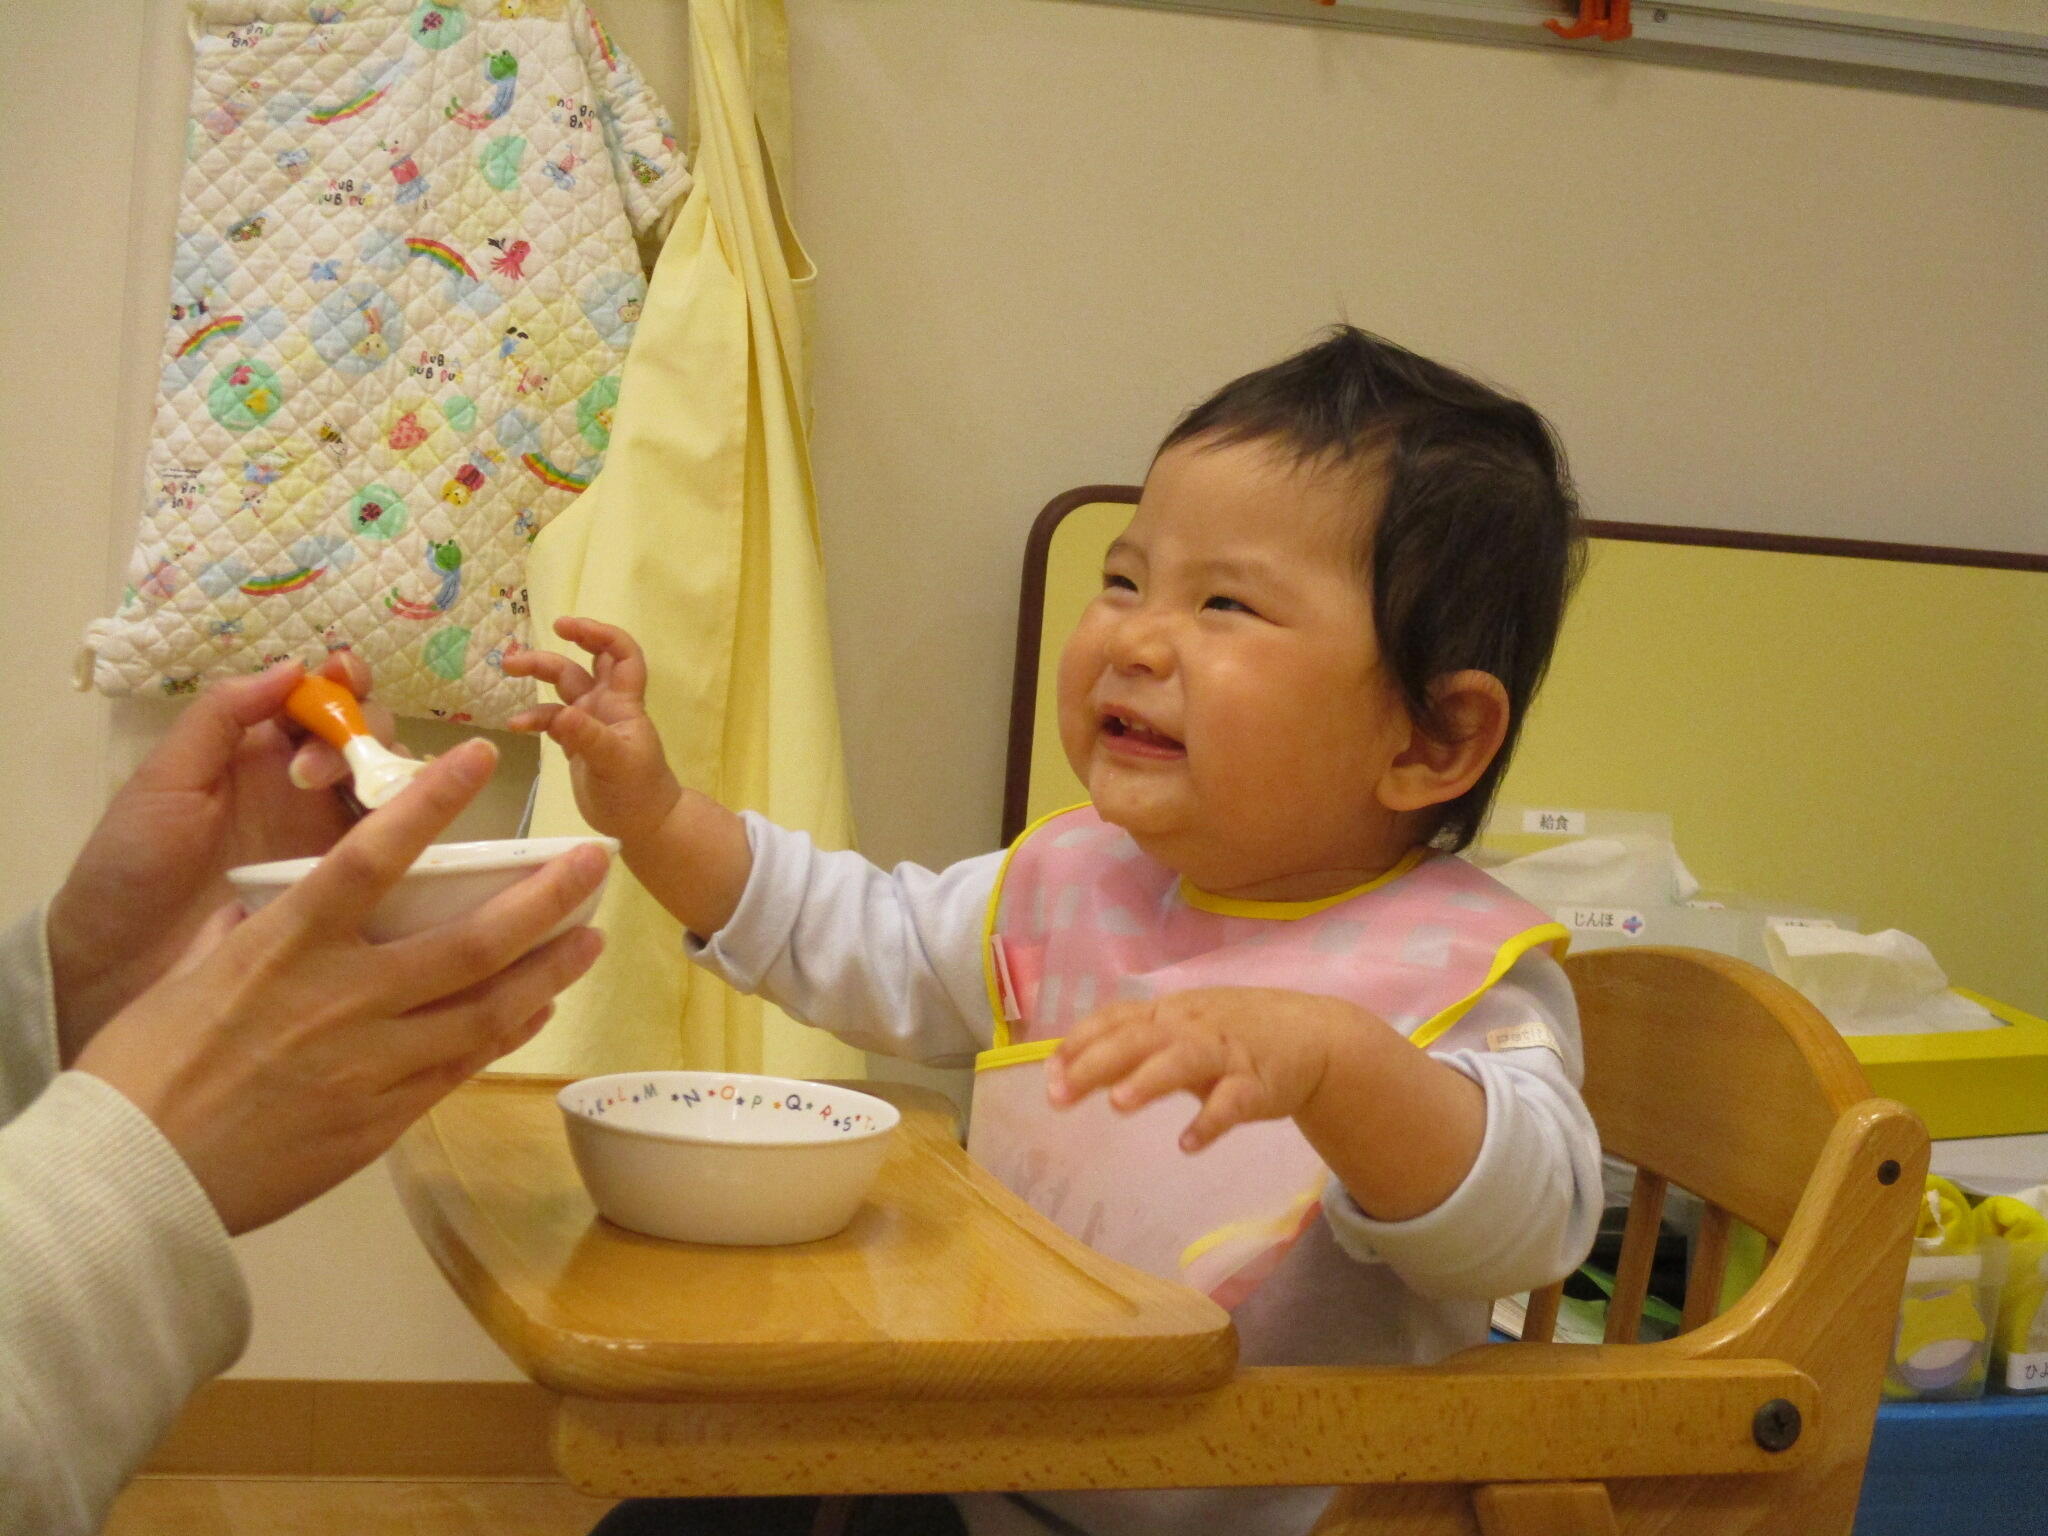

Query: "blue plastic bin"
<box><xmin>1852</xmin><ymin>1394</ymin><xmax>2048</xmax><ymax>1536</ymax></box>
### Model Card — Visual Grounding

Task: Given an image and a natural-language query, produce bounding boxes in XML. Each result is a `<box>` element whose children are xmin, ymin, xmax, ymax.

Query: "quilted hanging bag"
<box><xmin>83</xmin><ymin>0</ymin><xmax>687</xmax><ymax>725</ymax></box>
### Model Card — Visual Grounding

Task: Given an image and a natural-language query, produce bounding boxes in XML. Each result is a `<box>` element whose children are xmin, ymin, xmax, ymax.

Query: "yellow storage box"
<box><xmin>1848</xmin><ymin>994</ymin><xmax>2048</xmax><ymax>1140</ymax></box>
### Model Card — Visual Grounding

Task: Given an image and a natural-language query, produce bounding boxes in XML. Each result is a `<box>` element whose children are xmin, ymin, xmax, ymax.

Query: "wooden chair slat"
<box><xmin>1681</xmin><ymin>1203</ymin><xmax>1735</xmax><ymax>1333</ymax></box>
<box><xmin>1603</xmin><ymin>1171</ymin><xmax>1669</xmax><ymax>1345</ymax></box>
<box><xmin>1520</xmin><ymin>1282</ymin><xmax>1563</xmax><ymax>1346</ymax></box>
<box><xmin>1473</xmin><ymin>1481</ymin><xmax>1619</xmax><ymax>1536</ymax></box>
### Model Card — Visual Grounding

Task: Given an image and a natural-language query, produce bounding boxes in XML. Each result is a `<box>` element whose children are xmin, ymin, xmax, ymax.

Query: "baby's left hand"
<box><xmin>1047</xmin><ymin>988</ymin><xmax>1373</xmax><ymax>1152</ymax></box>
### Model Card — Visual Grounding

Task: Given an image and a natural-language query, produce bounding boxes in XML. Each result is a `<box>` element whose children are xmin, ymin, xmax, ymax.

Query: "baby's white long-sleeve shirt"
<box><xmin>689</xmin><ymin>813</ymin><xmax>1603</xmax><ymax>1536</ymax></box>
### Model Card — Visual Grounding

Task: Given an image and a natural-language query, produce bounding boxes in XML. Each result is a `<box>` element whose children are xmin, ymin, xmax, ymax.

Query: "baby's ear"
<box><xmin>1375</xmin><ymin>671</ymin><xmax>1510</xmax><ymax>814</ymax></box>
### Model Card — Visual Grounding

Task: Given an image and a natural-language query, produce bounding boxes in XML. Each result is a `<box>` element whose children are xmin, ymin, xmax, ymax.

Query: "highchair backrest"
<box><xmin>1539</xmin><ymin>943</ymin><xmax>1876</xmax><ymax>1346</ymax></box>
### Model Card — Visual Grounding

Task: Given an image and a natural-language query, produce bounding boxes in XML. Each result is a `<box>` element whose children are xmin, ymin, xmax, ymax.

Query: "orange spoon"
<box><xmin>286</xmin><ymin>675</ymin><xmax>426</xmax><ymax>809</ymax></box>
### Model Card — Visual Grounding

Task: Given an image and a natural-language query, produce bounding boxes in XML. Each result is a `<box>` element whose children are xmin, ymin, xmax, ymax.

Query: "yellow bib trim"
<box><xmin>1178</xmin><ymin>1183</ymin><xmax>1324</xmax><ymax>1271</ymax></box>
<box><xmin>974</xmin><ymin>1038</ymin><xmax>1061</xmax><ymax>1072</ymax></box>
<box><xmin>1409</xmin><ymin>922</ymin><xmax>1572</xmax><ymax>1049</ymax></box>
<box><xmin>1177</xmin><ymin>847</ymin><xmax>1428</xmax><ymax>920</ymax></box>
<box><xmin>981</xmin><ymin>802</ymin><xmax>1093</xmax><ymax>1052</ymax></box>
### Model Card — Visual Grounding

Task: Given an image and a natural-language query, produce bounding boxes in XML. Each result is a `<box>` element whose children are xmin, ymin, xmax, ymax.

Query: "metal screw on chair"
<box><xmin>1753</xmin><ymin>1398</ymin><xmax>1802</xmax><ymax>1451</ymax></box>
<box><xmin>1878</xmin><ymin>1160</ymin><xmax>1902</xmax><ymax>1185</ymax></box>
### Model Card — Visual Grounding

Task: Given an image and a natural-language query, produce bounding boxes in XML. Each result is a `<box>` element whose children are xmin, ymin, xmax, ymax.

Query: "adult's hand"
<box><xmin>46</xmin><ymin>655</ymin><xmax>395</xmax><ymax>1065</ymax></box>
<box><xmin>72</xmin><ymin>738</ymin><xmax>605</xmax><ymax>1236</ymax></box>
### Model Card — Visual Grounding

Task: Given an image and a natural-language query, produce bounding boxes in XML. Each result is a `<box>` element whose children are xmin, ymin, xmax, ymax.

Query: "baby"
<box><xmin>514</xmin><ymin>327</ymin><xmax>1603</xmax><ymax>1536</ymax></box>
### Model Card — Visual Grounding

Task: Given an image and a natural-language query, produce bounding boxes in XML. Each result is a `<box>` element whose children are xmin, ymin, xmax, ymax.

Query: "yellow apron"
<box><xmin>502</xmin><ymin>0</ymin><xmax>859</xmax><ymax>1079</ymax></box>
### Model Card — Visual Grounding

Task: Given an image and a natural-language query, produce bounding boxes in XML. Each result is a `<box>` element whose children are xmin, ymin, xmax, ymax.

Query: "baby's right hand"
<box><xmin>504</xmin><ymin>617</ymin><xmax>683</xmax><ymax>847</ymax></box>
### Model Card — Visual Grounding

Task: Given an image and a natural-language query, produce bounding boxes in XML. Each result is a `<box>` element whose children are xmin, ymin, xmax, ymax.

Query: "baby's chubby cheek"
<box><xmin>1053</xmin><ymin>658</ymin><xmax>1107</xmax><ymax>767</ymax></box>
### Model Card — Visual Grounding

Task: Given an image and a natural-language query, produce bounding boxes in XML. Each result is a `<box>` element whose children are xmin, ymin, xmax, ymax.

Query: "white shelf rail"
<box><xmin>1065</xmin><ymin>0</ymin><xmax>2048</xmax><ymax>98</ymax></box>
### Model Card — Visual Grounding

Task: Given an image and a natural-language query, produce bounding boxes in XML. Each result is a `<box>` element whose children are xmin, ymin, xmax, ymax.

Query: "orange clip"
<box><xmin>1546</xmin><ymin>0</ymin><xmax>1632</xmax><ymax>41</ymax></box>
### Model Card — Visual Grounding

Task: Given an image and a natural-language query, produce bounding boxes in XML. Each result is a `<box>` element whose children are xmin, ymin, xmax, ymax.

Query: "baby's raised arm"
<box><xmin>505</xmin><ymin>617</ymin><xmax>752</xmax><ymax>937</ymax></box>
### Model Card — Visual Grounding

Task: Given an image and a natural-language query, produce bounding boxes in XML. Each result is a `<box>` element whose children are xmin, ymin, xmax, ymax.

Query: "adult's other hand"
<box><xmin>72</xmin><ymin>739</ymin><xmax>604</xmax><ymax>1235</ymax></box>
<box><xmin>45</xmin><ymin>655</ymin><xmax>397</xmax><ymax>1064</ymax></box>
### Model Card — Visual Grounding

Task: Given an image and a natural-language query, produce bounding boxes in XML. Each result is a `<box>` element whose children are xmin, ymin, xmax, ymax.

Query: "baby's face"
<box><xmin>1056</xmin><ymin>436</ymin><xmax>1416</xmax><ymax>899</ymax></box>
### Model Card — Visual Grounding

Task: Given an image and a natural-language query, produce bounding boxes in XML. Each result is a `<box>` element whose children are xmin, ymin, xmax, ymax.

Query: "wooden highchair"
<box><xmin>393</xmin><ymin>941</ymin><xmax>1924</xmax><ymax>1533</ymax></box>
<box><xmin>393</xmin><ymin>480</ymin><xmax>1931</xmax><ymax>1534</ymax></box>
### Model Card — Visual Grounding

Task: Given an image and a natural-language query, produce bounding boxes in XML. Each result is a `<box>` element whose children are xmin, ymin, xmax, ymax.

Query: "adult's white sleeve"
<box><xmin>0</xmin><ymin>911</ymin><xmax>252</xmax><ymax>1536</ymax></box>
<box><xmin>1322</xmin><ymin>950</ymin><xmax>1604</xmax><ymax>1301</ymax></box>
<box><xmin>687</xmin><ymin>813</ymin><xmax>1003</xmax><ymax>1066</ymax></box>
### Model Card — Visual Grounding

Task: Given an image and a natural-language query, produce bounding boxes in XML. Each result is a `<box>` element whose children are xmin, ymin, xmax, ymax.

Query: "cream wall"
<box><xmin>788</xmin><ymin>0</ymin><xmax>2047</xmax><ymax>875</ymax></box>
<box><xmin>3</xmin><ymin>0</ymin><xmax>2042</xmax><ymax>1380</ymax></box>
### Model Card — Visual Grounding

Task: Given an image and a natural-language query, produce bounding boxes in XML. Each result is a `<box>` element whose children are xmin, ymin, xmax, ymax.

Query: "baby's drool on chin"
<box><xmin>1100</xmin><ymin>712</ymin><xmax>1185</xmax><ymax>761</ymax></box>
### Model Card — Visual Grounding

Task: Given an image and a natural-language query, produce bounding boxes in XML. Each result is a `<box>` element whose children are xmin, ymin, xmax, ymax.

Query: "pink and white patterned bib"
<box><xmin>967</xmin><ymin>805</ymin><xmax>1564</xmax><ymax>1308</ymax></box>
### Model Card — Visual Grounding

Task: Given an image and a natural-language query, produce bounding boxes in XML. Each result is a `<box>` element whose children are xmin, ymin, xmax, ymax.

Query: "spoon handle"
<box><xmin>286</xmin><ymin>674</ymin><xmax>371</xmax><ymax>750</ymax></box>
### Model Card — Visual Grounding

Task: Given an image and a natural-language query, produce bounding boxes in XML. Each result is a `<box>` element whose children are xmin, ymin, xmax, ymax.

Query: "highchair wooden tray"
<box><xmin>390</xmin><ymin>1068</ymin><xmax>1830</xmax><ymax>1506</ymax></box>
<box><xmin>388</xmin><ymin>1075</ymin><xmax>1235</xmax><ymax>1402</ymax></box>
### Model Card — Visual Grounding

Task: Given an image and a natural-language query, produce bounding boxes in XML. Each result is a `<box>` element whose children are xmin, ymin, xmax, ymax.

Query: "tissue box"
<box><xmin>1849</xmin><ymin>992</ymin><xmax>2048</xmax><ymax>1140</ymax></box>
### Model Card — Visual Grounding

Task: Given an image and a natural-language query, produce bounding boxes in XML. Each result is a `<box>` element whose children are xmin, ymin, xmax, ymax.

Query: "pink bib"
<box><xmin>966</xmin><ymin>805</ymin><xmax>1564</xmax><ymax>1308</ymax></box>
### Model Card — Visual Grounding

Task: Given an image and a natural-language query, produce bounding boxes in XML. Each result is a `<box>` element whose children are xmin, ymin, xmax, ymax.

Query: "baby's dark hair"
<box><xmin>1159</xmin><ymin>326</ymin><xmax>1583</xmax><ymax>852</ymax></box>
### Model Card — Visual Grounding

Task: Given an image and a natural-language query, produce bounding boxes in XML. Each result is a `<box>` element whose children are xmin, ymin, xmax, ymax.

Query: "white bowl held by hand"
<box><xmin>559</xmin><ymin>1072</ymin><xmax>901</xmax><ymax>1245</ymax></box>
<box><xmin>227</xmin><ymin>835</ymin><xmax>618</xmax><ymax>944</ymax></box>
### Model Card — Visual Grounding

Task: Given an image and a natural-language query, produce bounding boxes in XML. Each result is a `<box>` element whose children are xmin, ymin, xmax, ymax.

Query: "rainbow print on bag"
<box><xmin>176</xmin><ymin>314</ymin><xmax>244</xmax><ymax>357</ymax></box>
<box><xmin>520</xmin><ymin>452</ymin><xmax>589</xmax><ymax>492</ymax></box>
<box><xmin>587</xmin><ymin>12</ymin><xmax>620</xmax><ymax>71</ymax></box>
<box><xmin>405</xmin><ymin>237</ymin><xmax>476</xmax><ymax>280</ymax></box>
<box><xmin>240</xmin><ymin>566</ymin><xmax>324</xmax><ymax>597</ymax></box>
<box><xmin>309</xmin><ymin>84</ymin><xmax>388</xmax><ymax>125</ymax></box>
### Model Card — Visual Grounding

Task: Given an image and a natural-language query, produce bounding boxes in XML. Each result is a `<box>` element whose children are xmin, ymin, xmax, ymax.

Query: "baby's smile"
<box><xmin>1098</xmin><ymin>707</ymin><xmax>1184</xmax><ymax>759</ymax></box>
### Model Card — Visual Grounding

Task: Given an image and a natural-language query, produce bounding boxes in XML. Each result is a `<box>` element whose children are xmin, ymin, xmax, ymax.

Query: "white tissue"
<box><xmin>1763</xmin><ymin>924</ymin><xmax>1998</xmax><ymax>1036</ymax></box>
<box><xmin>1485</xmin><ymin>835</ymin><xmax>1700</xmax><ymax>909</ymax></box>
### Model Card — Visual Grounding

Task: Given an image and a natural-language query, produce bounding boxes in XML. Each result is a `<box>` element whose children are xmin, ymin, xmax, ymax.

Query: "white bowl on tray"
<box><xmin>558</xmin><ymin>1071</ymin><xmax>901</xmax><ymax>1245</ymax></box>
<box><xmin>227</xmin><ymin>835</ymin><xmax>618</xmax><ymax>944</ymax></box>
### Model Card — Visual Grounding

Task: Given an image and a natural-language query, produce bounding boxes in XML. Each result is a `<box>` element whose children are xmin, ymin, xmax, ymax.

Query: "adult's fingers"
<box><xmin>376</xmin><ymin>839</ymin><xmax>608</xmax><ymax>1009</ymax></box>
<box><xmin>359</xmin><ymin>927</ymin><xmax>601</xmax><ymax>1087</ymax></box>
<box><xmin>287</xmin><ymin>739</ymin><xmax>349</xmax><ymax>791</ymax></box>
<box><xmin>317</xmin><ymin>649</ymin><xmax>373</xmax><ymax>699</ymax></box>
<box><xmin>286</xmin><ymin>654</ymin><xmax>397</xmax><ymax>789</ymax></box>
<box><xmin>278</xmin><ymin>739</ymin><xmax>498</xmax><ymax>930</ymax></box>
<box><xmin>131</xmin><ymin>662</ymin><xmax>306</xmax><ymax>794</ymax></box>
<box><xmin>288</xmin><ymin>714</ymin><xmax>406</xmax><ymax>790</ymax></box>
<box><xmin>374</xmin><ymin>1004</ymin><xmax>558</xmax><ymax>1134</ymax></box>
